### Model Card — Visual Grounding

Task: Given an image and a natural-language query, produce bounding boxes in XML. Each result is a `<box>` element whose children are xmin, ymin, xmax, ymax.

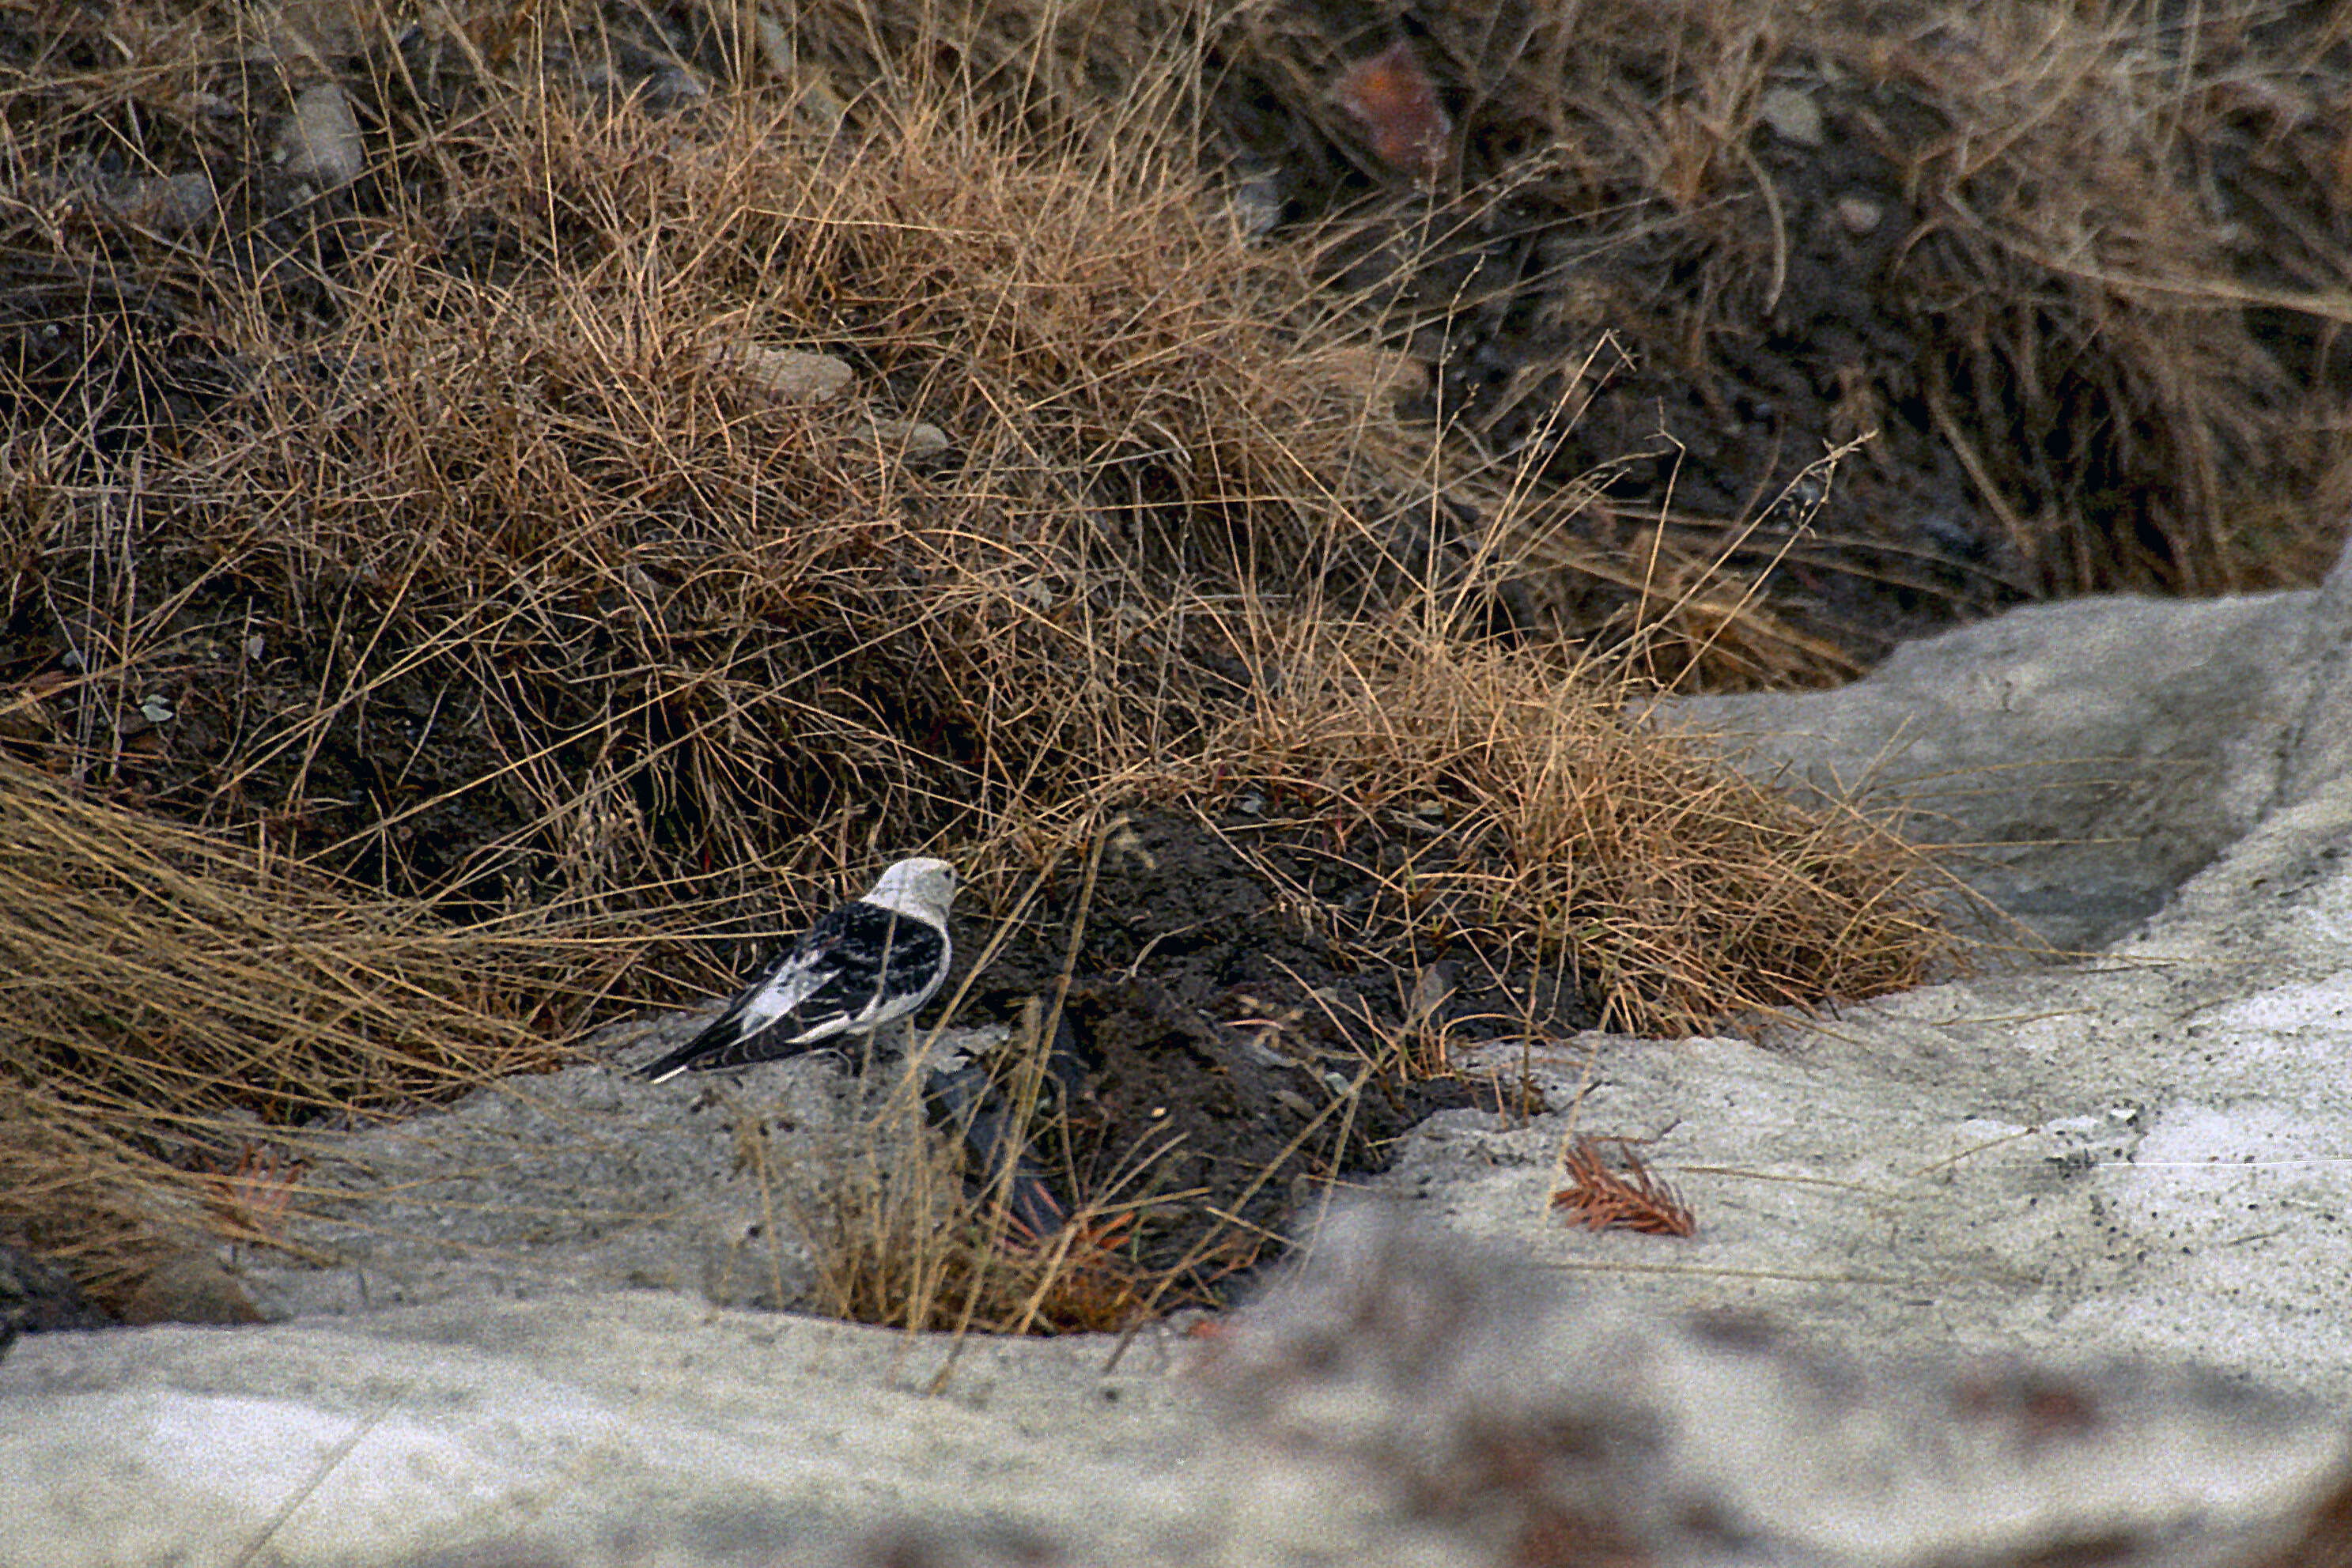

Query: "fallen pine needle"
<box><xmin>1551</xmin><ymin>1135</ymin><xmax>1696</xmax><ymax>1237</ymax></box>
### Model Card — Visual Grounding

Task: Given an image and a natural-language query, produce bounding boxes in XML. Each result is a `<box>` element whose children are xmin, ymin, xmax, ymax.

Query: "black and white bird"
<box><xmin>635</xmin><ymin>857</ymin><xmax>957</xmax><ymax>1083</ymax></box>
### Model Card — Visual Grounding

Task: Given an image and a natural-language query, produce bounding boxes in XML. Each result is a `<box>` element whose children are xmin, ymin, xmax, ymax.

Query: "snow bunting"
<box><xmin>635</xmin><ymin>857</ymin><xmax>957</xmax><ymax>1082</ymax></box>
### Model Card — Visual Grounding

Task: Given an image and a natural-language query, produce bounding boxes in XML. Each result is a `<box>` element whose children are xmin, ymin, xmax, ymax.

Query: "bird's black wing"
<box><xmin>785</xmin><ymin>901</ymin><xmax>948</xmax><ymax>1029</ymax></box>
<box><xmin>634</xmin><ymin>903</ymin><xmax>946</xmax><ymax>1080</ymax></box>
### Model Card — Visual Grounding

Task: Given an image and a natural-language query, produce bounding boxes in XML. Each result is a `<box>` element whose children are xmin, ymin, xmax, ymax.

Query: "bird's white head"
<box><xmin>864</xmin><ymin>857</ymin><xmax>958</xmax><ymax>924</ymax></box>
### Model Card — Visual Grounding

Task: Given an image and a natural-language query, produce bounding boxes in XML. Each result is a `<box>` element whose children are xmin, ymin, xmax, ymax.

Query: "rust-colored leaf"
<box><xmin>1335</xmin><ymin>40</ymin><xmax>1451</xmax><ymax>182</ymax></box>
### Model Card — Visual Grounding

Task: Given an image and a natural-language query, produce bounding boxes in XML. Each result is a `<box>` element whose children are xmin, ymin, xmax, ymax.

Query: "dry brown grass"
<box><xmin>17</xmin><ymin>80</ymin><xmax>1403</xmax><ymax>898</ymax></box>
<box><xmin>1207</xmin><ymin>615</ymin><xmax>1948</xmax><ymax>1036</ymax></box>
<box><xmin>0</xmin><ymin>749</ymin><xmax>619</xmax><ymax>1298</ymax></box>
<box><xmin>0</xmin><ymin>6</ymin><xmax>1968</xmax><ymax>1319</ymax></box>
<box><xmin>1862</xmin><ymin>1</ymin><xmax>2352</xmax><ymax>593</ymax></box>
<box><xmin>792</xmin><ymin>1090</ymin><xmax>1178</xmax><ymax>1337</ymax></box>
<box><xmin>1227</xmin><ymin>0</ymin><xmax>2352</xmax><ymax>598</ymax></box>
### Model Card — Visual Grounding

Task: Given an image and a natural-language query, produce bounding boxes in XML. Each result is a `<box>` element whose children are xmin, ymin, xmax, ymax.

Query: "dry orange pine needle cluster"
<box><xmin>1551</xmin><ymin>1136</ymin><xmax>1695</xmax><ymax>1237</ymax></box>
<box><xmin>196</xmin><ymin>1143</ymin><xmax>307</xmax><ymax>1245</ymax></box>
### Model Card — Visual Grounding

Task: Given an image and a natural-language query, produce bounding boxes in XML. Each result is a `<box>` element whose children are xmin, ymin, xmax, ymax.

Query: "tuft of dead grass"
<box><xmin>796</xmin><ymin>1124</ymin><xmax>1173</xmax><ymax>1337</ymax></box>
<box><xmin>792</xmin><ymin>1058</ymin><xmax>1181</xmax><ymax>1337</ymax></box>
<box><xmin>0</xmin><ymin>750</ymin><xmax>613</xmax><ymax>1300</ymax></box>
<box><xmin>1212</xmin><ymin>621</ymin><xmax>1950</xmax><ymax>1037</ymax></box>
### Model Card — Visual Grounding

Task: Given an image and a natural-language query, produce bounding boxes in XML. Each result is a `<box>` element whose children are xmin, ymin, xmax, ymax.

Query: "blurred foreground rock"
<box><xmin>1210</xmin><ymin>1209</ymin><xmax>2352</xmax><ymax>1568</ymax></box>
<box><xmin>4</xmin><ymin>1213</ymin><xmax>2347</xmax><ymax>1567</ymax></box>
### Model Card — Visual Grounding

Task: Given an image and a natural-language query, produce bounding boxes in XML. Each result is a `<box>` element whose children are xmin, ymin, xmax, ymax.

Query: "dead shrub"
<box><xmin>1212</xmin><ymin>618</ymin><xmax>1949</xmax><ymax>1037</ymax></box>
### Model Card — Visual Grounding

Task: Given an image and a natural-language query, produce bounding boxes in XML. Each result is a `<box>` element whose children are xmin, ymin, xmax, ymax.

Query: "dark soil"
<box><xmin>924</xmin><ymin>809</ymin><xmax>1580</xmax><ymax>1285</ymax></box>
<box><xmin>970</xmin><ymin>809</ymin><xmax>1593</xmax><ymax>1046</ymax></box>
<box><xmin>1212</xmin><ymin>43</ymin><xmax>2023</xmax><ymax>670</ymax></box>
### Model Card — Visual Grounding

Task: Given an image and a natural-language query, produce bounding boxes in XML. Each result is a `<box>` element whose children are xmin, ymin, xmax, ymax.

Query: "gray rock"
<box><xmin>1385</xmin><ymin>538</ymin><xmax>2352</xmax><ymax>1395</ymax></box>
<box><xmin>102</xmin><ymin>171</ymin><xmax>218</xmax><ymax>235</ymax></box>
<box><xmin>1645</xmin><ymin>564</ymin><xmax>2348</xmax><ymax>950</ymax></box>
<box><xmin>852</xmin><ymin>414</ymin><xmax>955</xmax><ymax>464</ymax></box>
<box><xmin>1210</xmin><ymin>1207</ymin><xmax>2352</xmax><ymax>1568</ymax></box>
<box><xmin>717</xmin><ymin>343</ymin><xmax>855</xmax><ymax>404</ymax></box>
<box><xmin>1760</xmin><ymin>84</ymin><xmax>1827</xmax><ymax>147</ymax></box>
<box><xmin>0</xmin><ymin>1243</ymin><xmax>113</xmax><ymax>1348</ymax></box>
<box><xmin>234</xmin><ymin>1014</ymin><xmax>901</xmax><ymax>1320</ymax></box>
<box><xmin>274</xmin><ymin>82</ymin><xmax>365</xmax><ymax>187</ymax></box>
<box><xmin>9</xmin><ymin>535</ymin><xmax>2352</xmax><ymax>1565</ymax></box>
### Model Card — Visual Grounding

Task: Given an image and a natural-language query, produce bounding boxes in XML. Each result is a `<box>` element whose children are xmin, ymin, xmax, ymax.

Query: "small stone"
<box><xmin>852</xmin><ymin>416</ymin><xmax>952</xmax><ymax>463</ymax></box>
<box><xmin>117</xmin><ymin>1252</ymin><xmax>266</xmax><ymax>1328</ymax></box>
<box><xmin>265</xmin><ymin>0</ymin><xmax>367</xmax><ymax>74</ymax></box>
<box><xmin>638</xmin><ymin>66</ymin><xmax>708</xmax><ymax>114</ymax></box>
<box><xmin>753</xmin><ymin>12</ymin><xmax>849</xmax><ymax>133</ymax></box>
<box><xmin>1228</xmin><ymin>166</ymin><xmax>1284</xmax><ymax>242</ymax></box>
<box><xmin>1404</xmin><ymin>963</ymin><xmax>1457</xmax><ymax>1030</ymax></box>
<box><xmin>1836</xmin><ymin>195</ymin><xmax>1885</xmax><ymax>234</ymax></box>
<box><xmin>0</xmin><ymin>1243</ymin><xmax>113</xmax><ymax>1339</ymax></box>
<box><xmin>274</xmin><ymin>82</ymin><xmax>365</xmax><ymax>187</ymax></box>
<box><xmin>103</xmin><ymin>172</ymin><xmax>217</xmax><ymax>236</ymax></box>
<box><xmin>716</xmin><ymin>345</ymin><xmax>853</xmax><ymax>405</ymax></box>
<box><xmin>1759</xmin><ymin>85</ymin><xmax>1825</xmax><ymax>148</ymax></box>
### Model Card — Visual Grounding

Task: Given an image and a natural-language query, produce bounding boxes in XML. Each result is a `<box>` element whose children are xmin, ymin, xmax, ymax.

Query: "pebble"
<box><xmin>852</xmin><ymin>416</ymin><xmax>953</xmax><ymax>463</ymax></box>
<box><xmin>1836</xmin><ymin>195</ymin><xmax>1885</xmax><ymax>234</ymax></box>
<box><xmin>275</xmin><ymin>82</ymin><xmax>365</xmax><ymax>187</ymax></box>
<box><xmin>1759</xmin><ymin>85</ymin><xmax>1825</xmax><ymax>148</ymax></box>
<box><xmin>716</xmin><ymin>345</ymin><xmax>853</xmax><ymax>404</ymax></box>
<box><xmin>115</xmin><ymin>1251</ymin><xmax>266</xmax><ymax>1327</ymax></box>
<box><xmin>102</xmin><ymin>172</ymin><xmax>218</xmax><ymax>235</ymax></box>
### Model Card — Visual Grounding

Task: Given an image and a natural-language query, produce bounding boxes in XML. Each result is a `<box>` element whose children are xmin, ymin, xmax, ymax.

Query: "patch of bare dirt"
<box><xmin>1204</xmin><ymin>0</ymin><xmax>2352</xmax><ymax>677</ymax></box>
<box><xmin>931</xmin><ymin>809</ymin><xmax>1576</xmax><ymax>1285</ymax></box>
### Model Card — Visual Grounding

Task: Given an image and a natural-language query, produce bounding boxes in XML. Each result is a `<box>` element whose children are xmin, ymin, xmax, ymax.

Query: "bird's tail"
<box><xmin>631</xmin><ymin>1014</ymin><xmax>842</xmax><ymax>1082</ymax></box>
<box><xmin>630</xmin><ymin>1044</ymin><xmax>701</xmax><ymax>1084</ymax></box>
